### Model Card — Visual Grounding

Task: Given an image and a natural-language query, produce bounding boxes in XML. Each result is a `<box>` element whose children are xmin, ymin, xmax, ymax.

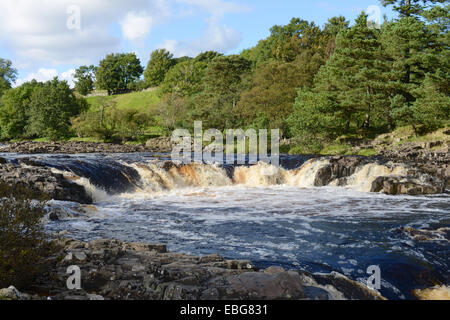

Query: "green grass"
<box><xmin>374</xmin><ymin>125</ymin><xmax>450</xmax><ymax>146</ymax></box>
<box><xmin>86</xmin><ymin>90</ymin><xmax>161</xmax><ymax>112</ymax></box>
<box><xmin>320</xmin><ymin>143</ymin><xmax>352</xmax><ymax>156</ymax></box>
<box><xmin>357</xmin><ymin>149</ymin><xmax>378</xmax><ymax>156</ymax></box>
<box><xmin>68</xmin><ymin>137</ymin><xmax>104</xmax><ymax>143</ymax></box>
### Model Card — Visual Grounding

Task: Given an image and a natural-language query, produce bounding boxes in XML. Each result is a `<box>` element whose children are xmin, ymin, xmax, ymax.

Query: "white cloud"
<box><xmin>15</xmin><ymin>68</ymin><xmax>76</xmax><ymax>88</ymax></box>
<box><xmin>0</xmin><ymin>0</ymin><xmax>246</xmax><ymax>75</ymax></box>
<box><xmin>120</xmin><ymin>11</ymin><xmax>154</xmax><ymax>41</ymax></box>
<box><xmin>0</xmin><ymin>0</ymin><xmax>171</xmax><ymax>66</ymax></box>
<box><xmin>158</xmin><ymin>18</ymin><xmax>242</xmax><ymax>57</ymax></box>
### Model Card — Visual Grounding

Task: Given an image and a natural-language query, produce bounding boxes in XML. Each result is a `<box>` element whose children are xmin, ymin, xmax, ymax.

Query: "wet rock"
<box><xmin>0</xmin><ymin>286</ymin><xmax>22</xmax><ymax>300</ymax></box>
<box><xmin>371</xmin><ymin>176</ymin><xmax>444</xmax><ymax>195</ymax></box>
<box><xmin>401</xmin><ymin>227</ymin><xmax>450</xmax><ymax>242</ymax></box>
<box><xmin>121</xmin><ymin>243</ymin><xmax>167</xmax><ymax>254</ymax></box>
<box><xmin>306</xmin><ymin>156</ymin><xmax>446</xmax><ymax>195</ymax></box>
<box><xmin>313</xmin><ymin>156</ymin><xmax>375</xmax><ymax>186</ymax></box>
<box><xmin>200</xmin><ymin>254</ymin><xmax>225</xmax><ymax>264</ymax></box>
<box><xmin>413</xmin><ymin>285</ymin><xmax>450</xmax><ymax>300</ymax></box>
<box><xmin>312</xmin><ymin>272</ymin><xmax>386</xmax><ymax>300</ymax></box>
<box><xmin>303</xmin><ymin>286</ymin><xmax>332</xmax><ymax>300</ymax></box>
<box><xmin>0</xmin><ymin>163</ymin><xmax>92</xmax><ymax>204</ymax></box>
<box><xmin>224</xmin><ymin>271</ymin><xmax>307</xmax><ymax>300</ymax></box>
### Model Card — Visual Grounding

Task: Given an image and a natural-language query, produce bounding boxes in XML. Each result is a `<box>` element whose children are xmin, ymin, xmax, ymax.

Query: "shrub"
<box><xmin>0</xmin><ymin>183</ymin><xmax>54</xmax><ymax>289</ymax></box>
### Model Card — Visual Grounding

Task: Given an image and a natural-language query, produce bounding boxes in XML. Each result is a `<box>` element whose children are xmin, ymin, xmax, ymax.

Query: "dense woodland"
<box><xmin>0</xmin><ymin>0</ymin><xmax>448</xmax><ymax>153</ymax></box>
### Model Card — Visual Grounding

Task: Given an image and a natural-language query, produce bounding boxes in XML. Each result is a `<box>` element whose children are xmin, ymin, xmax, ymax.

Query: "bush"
<box><xmin>72</xmin><ymin>105</ymin><xmax>156</xmax><ymax>142</ymax></box>
<box><xmin>0</xmin><ymin>183</ymin><xmax>54</xmax><ymax>289</ymax></box>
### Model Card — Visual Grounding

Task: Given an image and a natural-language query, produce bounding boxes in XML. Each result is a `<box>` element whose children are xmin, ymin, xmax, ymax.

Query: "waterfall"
<box><xmin>40</xmin><ymin>156</ymin><xmax>430</xmax><ymax>200</ymax></box>
<box><xmin>51</xmin><ymin>168</ymin><xmax>109</xmax><ymax>202</ymax></box>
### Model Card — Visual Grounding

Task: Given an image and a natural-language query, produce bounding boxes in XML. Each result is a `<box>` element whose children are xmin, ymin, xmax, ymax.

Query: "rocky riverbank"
<box><xmin>2</xmin><ymin>238</ymin><xmax>385</xmax><ymax>301</ymax></box>
<box><xmin>0</xmin><ymin>138</ymin><xmax>174</xmax><ymax>154</ymax></box>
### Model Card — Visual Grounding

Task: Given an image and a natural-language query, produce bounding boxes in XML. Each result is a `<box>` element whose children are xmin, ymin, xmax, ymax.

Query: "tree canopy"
<box><xmin>144</xmin><ymin>49</ymin><xmax>175</xmax><ymax>87</ymax></box>
<box><xmin>96</xmin><ymin>53</ymin><xmax>143</xmax><ymax>95</ymax></box>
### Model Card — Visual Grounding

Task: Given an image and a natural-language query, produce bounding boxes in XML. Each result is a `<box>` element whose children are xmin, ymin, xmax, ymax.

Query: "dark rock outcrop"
<box><xmin>304</xmin><ymin>156</ymin><xmax>446</xmax><ymax>195</ymax></box>
<box><xmin>313</xmin><ymin>156</ymin><xmax>372</xmax><ymax>186</ymax></box>
<box><xmin>371</xmin><ymin>176</ymin><xmax>444</xmax><ymax>195</ymax></box>
<box><xmin>0</xmin><ymin>162</ymin><xmax>92</xmax><ymax>204</ymax></box>
<box><xmin>22</xmin><ymin>239</ymin><xmax>385</xmax><ymax>301</ymax></box>
<box><xmin>379</xmin><ymin>141</ymin><xmax>449</xmax><ymax>190</ymax></box>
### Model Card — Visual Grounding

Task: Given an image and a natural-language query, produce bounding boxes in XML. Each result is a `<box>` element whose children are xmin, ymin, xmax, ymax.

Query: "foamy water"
<box><xmin>47</xmin><ymin>184</ymin><xmax>449</xmax><ymax>300</ymax></box>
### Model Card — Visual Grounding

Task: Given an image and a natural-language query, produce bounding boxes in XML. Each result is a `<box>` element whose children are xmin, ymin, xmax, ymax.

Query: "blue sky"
<box><xmin>0</xmin><ymin>0</ymin><xmax>396</xmax><ymax>86</ymax></box>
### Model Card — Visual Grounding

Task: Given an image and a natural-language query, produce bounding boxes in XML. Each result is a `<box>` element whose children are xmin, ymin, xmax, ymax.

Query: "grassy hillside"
<box><xmin>86</xmin><ymin>89</ymin><xmax>160</xmax><ymax>112</ymax></box>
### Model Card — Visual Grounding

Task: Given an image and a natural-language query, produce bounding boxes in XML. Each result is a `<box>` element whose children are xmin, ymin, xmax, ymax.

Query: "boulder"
<box><xmin>0</xmin><ymin>286</ymin><xmax>22</xmax><ymax>300</ymax></box>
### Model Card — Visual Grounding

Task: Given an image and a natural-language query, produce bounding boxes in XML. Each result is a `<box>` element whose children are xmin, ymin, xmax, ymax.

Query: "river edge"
<box><xmin>1</xmin><ymin>238</ymin><xmax>387</xmax><ymax>301</ymax></box>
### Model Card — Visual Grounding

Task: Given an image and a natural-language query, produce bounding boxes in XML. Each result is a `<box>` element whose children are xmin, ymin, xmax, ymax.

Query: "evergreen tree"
<box><xmin>312</xmin><ymin>13</ymin><xmax>391</xmax><ymax>132</ymax></box>
<box><xmin>381</xmin><ymin>0</ymin><xmax>447</xmax><ymax>18</ymax></box>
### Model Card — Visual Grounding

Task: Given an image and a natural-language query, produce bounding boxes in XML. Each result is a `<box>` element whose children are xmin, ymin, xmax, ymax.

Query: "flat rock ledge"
<box><xmin>9</xmin><ymin>239</ymin><xmax>385</xmax><ymax>301</ymax></box>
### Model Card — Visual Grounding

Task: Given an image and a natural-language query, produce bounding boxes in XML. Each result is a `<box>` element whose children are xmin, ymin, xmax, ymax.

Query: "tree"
<box><xmin>244</xmin><ymin>18</ymin><xmax>329</xmax><ymax>66</ymax></box>
<box><xmin>159</xmin><ymin>60</ymin><xmax>207</xmax><ymax>97</ymax></box>
<box><xmin>314</xmin><ymin>13</ymin><xmax>392</xmax><ymax>132</ymax></box>
<box><xmin>27</xmin><ymin>78</ymin><xmax>87</xmax><ymax>140</ymax></box>
<box><xmin>74</xmin><ymin>65</ymin><xmax>96</xmax><ymax>96</ymax></box>
<box><xmin>236</xmin><ymin>61</ymin><xmax>312</xmax><ymax>132</ymax></box>
<box><xmin>381</xmin><ymin>0</ymin><xmax>447</xmax><ymax>18</ymax></box>
<box><xmin>409</xmin><ymin>74</ymin><xmax>450</xmax><ymax>132</ymax></box>
<box><xmin>0</xmin><ymin>183</ymin><xmax>54</xmax><ymax>289</ymax></box>
<box><xmin>195</xmin><ymin>51</ymin><xmax>223</xmax><ymax>63</ymax></box>
<box><xmin>287</xmin><ymin>89</ymin><xmax>343</xmax><ymax>153</ymax></box>
<box><xmin>381</xmin><ymin>11</ymin><xmax>445</xmax><ymax>130</ymax></box>
<box><xmin>155</xmin><ymin>93</ymin><xmax>188</xmax><ymax>132</ymax></box>
<box><xmin>0</xmin><ymin>80</ymin><xmax>42</xmax><ymax>139</ymax></box>
<box><xmin>287</xmin><ymin>13</ymin><xmax>393</xmax><ymax>149</ymax></box>
<box><xmin>0</xmin><ymin>59</ymin><xmax>17</xmax><ymax>96</ymax></box>
<box><xmin>189</xmin><ymin>55</ymin><xmax>252</xmax><ymax>130</ymax></box>
<box><xmin>144</xmin><ymin>49</ymin><xmax>175</xmax><ymax>87</ymax></box>
<box><xmin>96</xmin><ymin>53</ymin><xmax>144</xmax><ymax>95</ymax></box>
<box><xmin>323</xmin><ymin>16</ymin><xmax>351</xmax><ymax>58</ymax></box>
